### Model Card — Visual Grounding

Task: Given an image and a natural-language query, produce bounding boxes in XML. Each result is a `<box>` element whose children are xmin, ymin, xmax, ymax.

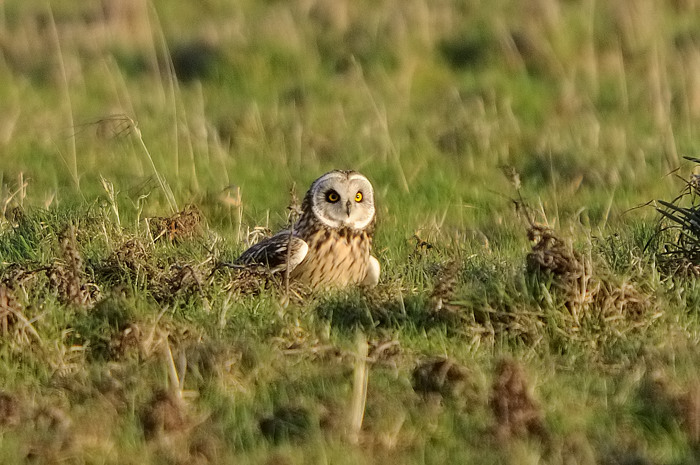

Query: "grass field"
<box><xmin>2</xmin><ymin>0</ymin><xmax>700</xmax><ymax>463</ymax></box>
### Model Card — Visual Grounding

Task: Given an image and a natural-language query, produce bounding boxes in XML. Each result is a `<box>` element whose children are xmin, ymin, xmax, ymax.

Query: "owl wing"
<box><xmin>235</xmin><ymin>230</ymin><xmax>309</xmax><ymax>274</ymax></box>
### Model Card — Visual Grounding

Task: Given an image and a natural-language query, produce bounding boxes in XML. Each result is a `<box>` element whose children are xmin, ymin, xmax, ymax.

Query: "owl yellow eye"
<box><xmin>355</xmin><ymin>192</ymin><xmax>363</xmax><ymax>202</ymax></box>
<box><xmin>326</xmin><ymin>191</ymin><xmax>340</xmax><ymax>203</ymax></box>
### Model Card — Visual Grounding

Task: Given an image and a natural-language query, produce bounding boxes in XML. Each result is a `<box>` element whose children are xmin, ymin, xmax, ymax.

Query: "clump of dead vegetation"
<box><xmin>655</xmin><ymin>157</ymin><xmax>700</xmax><ymax>275</ymax></box>
<box><xmin>489</xmin><ymin>359</ymin><xmax>548</xmax><ymax>444</ymax></box>
<box><xmin>140</xmin><ymin>388</ymin><xmax>220</xmax><ymax>464</ymax></box>
<box><xmin>153</xmin><ymin>263</ymin><xmax>208</xmax><ymax>304</ymax></box>
<box><xmin>49</xmin><ymin>225</ymin><xmax>100</xmax><ymax>308</ymax></box>
<box><xmin>0</xmin><ymin>207</ymin><xmax>218</xmax><ymax>318</ymax></box>
<box><xmin>412</xmin><ymin>357</ymin><xmax>475</xmax><ymax>402</ymax></box>
<box><xmin>485</xmin><ymin>170</ymin><xmax>655</xmax><ymax>345</ymax></box>
<box><xmin>526</xmin><ymin>224</ymin><xmax>592</xmax><ymax>309</ymax></box>
<box><xmin>0</xmin><ymin>263</ymin><xmax>43</xmax><ymax>291</ymax></box>
<box><xmin>213</xmin><ymin>264</ymin><xmax>283</xmax><ymax>296</ymax></box>
<box><xmin>526</xmin><ymin>222</ymin><xmax>654</xmax><ymax>320</ymax></box>
<box><xmin>72</xmin><ymin>296</ymin><xmax>143</xmax><ymax>361</ymax></box>
<box><xmin>638</xmin><ymin>367</ymin><xmax>700</xmax><ymax>450</ymax></box>
<box><xmin>98</xmin><ymin>233</ymin><xmax>213</xmax><ymax>306</ymax></box>
<box><xmin>141</xmin><ymin>389</ymin><xmax>191</xmax><ymax>440</ymax></box>
<box><xmin>0</xmin><ymin>283</ymin><xmax>41</xmax><ymax>347</ymax></box>
<box><xmin>429</xmin><ymin>259</ymin><xmax>461</xmax><ymax>314</ymax></box>
<box><xmin>0</xmin><ymin>222</ymin><xmax>109</xmax><ymax>313</ymax></box>
<box><xmin>147</xmin><ymin>204</ymin><xmax>204</xmax><ymax>242</ymax></box>
<box><xmin>208</xmin><ymin>262</ymin><xmax>312</xmax><ymax>310</ymax></box>
<box><xmin>98</xmin><ymin>236</ymin><xmax>156</xmax><ymax>282</ymax></box>
<box><xmin>465</xmin><ymin>210</ymin><xmax>657</xmax><ymax>349</ymax></box>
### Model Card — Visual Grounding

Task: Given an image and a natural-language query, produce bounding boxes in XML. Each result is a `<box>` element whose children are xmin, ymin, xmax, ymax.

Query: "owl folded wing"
<box><xmin>235</xmin><ymin>230</ymin><xmax>309</xmax><ymax>274</ymax></box>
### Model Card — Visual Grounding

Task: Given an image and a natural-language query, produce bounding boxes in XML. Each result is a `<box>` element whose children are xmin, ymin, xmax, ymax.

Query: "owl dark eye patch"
<box><xmin>325</xmin><ymin>190</ymin><xmax>340</xmax><ymax>203</ymax></box>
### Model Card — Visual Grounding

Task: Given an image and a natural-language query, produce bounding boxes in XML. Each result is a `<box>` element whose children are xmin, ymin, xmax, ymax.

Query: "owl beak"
<box><xmin>345</xmin><ymin>200</ymin><xmax>352</xmax><ymax>217</ymax></box>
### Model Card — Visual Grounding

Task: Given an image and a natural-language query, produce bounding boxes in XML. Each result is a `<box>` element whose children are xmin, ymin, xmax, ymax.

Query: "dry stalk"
<box><xmin>164</xmin><ymin>339</ymin><xmax>185</xmax><ymax>397</ymax></box>
<box><xmin>348</xmin><ymin>331</ymin><xmax>369</xmax><ymax>444</ymax></box>
<box><xmin>283</xmin><ymin>183</ymin><xmax>301</xmax><ymax>306</ymax></box>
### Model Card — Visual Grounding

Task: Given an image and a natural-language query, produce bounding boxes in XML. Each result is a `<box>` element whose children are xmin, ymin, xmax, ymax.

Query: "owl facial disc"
<box><xmin>310</xmin><ymin>170</ymin><xmax>375</xmax><ymax>230</ymax></box>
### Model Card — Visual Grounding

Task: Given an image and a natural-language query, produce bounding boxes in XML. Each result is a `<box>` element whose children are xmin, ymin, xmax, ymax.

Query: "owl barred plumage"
<box><xmin>235</xmin><ymin>170</ymin><xmax>380</xmax><ymax>289</ymax></box>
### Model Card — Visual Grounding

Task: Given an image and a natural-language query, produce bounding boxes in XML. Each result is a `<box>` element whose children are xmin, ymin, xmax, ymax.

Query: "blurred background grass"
<box><xmin>3</xmin><ymin>0</ymin><xmax>698</xmax><ymax>239</ymax></box>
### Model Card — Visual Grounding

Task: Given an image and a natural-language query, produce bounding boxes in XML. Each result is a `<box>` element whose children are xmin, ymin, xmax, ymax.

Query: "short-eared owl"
<box><xmin>236</xmin><ymin>170</ymin><xmax>380</xmax><ymax>289</ymax></box>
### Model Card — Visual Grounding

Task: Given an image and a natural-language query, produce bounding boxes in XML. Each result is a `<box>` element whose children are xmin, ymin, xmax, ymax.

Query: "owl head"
<box><xmin>305</xmin><ymin>170</ymin><xmax>375</xmax><ymax>230</ymax></box>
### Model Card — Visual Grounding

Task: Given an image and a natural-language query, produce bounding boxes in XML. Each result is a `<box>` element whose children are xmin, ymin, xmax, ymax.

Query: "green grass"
<box><xmin>1</xmin><ymin>0</ymin><xmax>700</xmax><ymax>463</ymax></box>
